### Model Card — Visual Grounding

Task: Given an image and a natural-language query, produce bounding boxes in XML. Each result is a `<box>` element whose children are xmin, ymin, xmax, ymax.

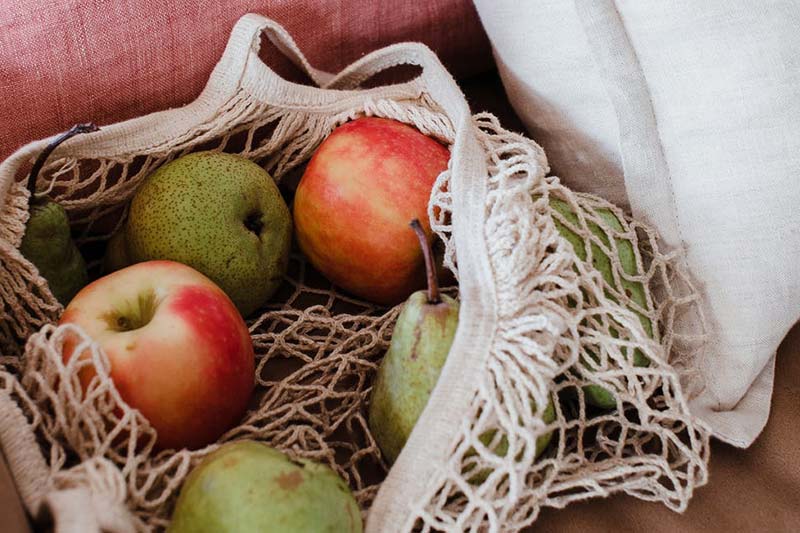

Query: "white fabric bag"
<box><xmin>475</xmin><ymin>0</ymin><xmax>800</xmax><ymax>447</ymax></box>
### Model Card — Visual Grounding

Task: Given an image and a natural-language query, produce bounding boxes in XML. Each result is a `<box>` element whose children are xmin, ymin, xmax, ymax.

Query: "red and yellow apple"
<box><xmin>293</xmin><ymin>117</ymin><xmax>450</xmax><ymax>305</ymax></box>
<box><xmin>59</xmin><ymin>260</ymin><xmax>254</xmax><ymax>450</ymax></box>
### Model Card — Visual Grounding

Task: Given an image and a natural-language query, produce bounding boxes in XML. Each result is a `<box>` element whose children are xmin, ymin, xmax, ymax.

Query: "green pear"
<box><xmin>168</xmin><ymin>441</ymin><xmax>361</xmax><ymax>533</ymax></box>
<box><xmin>101</xmin><ymin>228</ymin><xmax>130</xmax><ymax>274</ymax></box>
<box><xmin>20</xmin><ymin>124</ymin><xmax>96</xmax><ymax>305</ymax></box>
<box><xmin>480</xmin><ymin>397</ymin><xmax>556</xmax><ymax>459</ymax></box>
<box><xmin>368</xmin><ymin>290</ymin><xmax>459</xmax><ymax>464</ymax></box>
<box><xmin>549</xmin><ymin>198</ymin><xmax>652</xmax><ymax>408</ymax></box>
<box><xmin>464</xmin><ymin>397</ymin><xmax>556</xmax><ymax>484</ymax></box>
<box><xmin>21</xmin><ymin>201</ymin><xmax>87</xmax><ymax>305</ymax></box>
<box><xmin>368</xmin><ymin>219</ymin><xmax>460</xmax><ymax>464</ymax></box>
<box><xmin>369</xmin><ymin>220</ymin><xmax>557</xmax><ymax>472</ymax></box>
<box><xmin>126</xmin><ymin>152</ymin><xmax>292</xmax><ymax>317</ymax></box>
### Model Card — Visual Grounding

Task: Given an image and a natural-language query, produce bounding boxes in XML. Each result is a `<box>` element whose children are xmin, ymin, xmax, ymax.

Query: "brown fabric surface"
<box><xmin>0</xmin><ymin>455</ymin><xmax>31</xmax><ymax>533</ymax></box>
<box><xmin>0</xmin><ymin>0</ymin><xmax>491</xmax><ymax>161</ymax></box>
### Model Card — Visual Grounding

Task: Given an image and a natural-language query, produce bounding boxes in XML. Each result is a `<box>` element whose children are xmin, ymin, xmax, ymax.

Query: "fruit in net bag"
<box><xmin>59</xmin><ymin>260</ymin><xmax>255</xmax><ymax>450</ymax></box>
<box><xmin>168</xmin><ymin>441</ymin><xmax>362</xmax><ymax>533</ymax></box>
<box><xmin>369</xmin><ymin>220</ymin><xmax>556</xmax><ymax>470</ymax></box>
<box><xmin>20</xmin><ymin>124</ymin><xmax>96</xmax><ymax>305</ymax></box>
<box><xmin>550</xmin><ymin>197</ymin><xmax>653</xmax><ymax>408</ymax></box>
<box><xmin>368</xmin><ymin>219</ymin><xmax>460</xmax><ymax>463</ymax></box>
<box><xmin>293</xmin><ymin>117</ymin><xmax>450</xmax><ymax>305</ymax></box>
<box><xmin>124</xmin><ymin>151</ymin><xmax>292</xmax><ymax>317</ymax></box>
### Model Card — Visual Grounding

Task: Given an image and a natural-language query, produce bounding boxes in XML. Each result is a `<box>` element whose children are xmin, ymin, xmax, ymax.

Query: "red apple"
<box><xmin>293</xmin><ymin>117</ymin><xmax>450</xmax><ymax>305</ymax></box>
<box><xmin>59</xmin><ymin>260</ymin><xmax>254</xmax><ymax>450</ymax></box>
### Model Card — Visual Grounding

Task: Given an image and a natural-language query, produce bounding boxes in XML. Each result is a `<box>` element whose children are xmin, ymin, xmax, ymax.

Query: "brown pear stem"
<box><xmin>410</xmin><ymin>218</ymin><xmax>440</xmax><ymax>304</ymax></box>
<box><xmin>26</xmin><ymin>123</ymin><xmax>99</xmax><ymax>209</ymax></box>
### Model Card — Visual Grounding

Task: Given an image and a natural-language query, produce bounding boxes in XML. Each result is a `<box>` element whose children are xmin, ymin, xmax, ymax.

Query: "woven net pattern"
<box><xmin>408</xmin><ymin>114</ymin><xmax>710</xmax><ymax>531</ymax></box>
<box><xmin>0</xmin><ymin>92</ymin><xmax>453</xmax><ymax>530</ymax></box>
<box><xmin>0</xmin><ymin>90</ymin><xmax>710</xmax><ymax>532</ymax></box>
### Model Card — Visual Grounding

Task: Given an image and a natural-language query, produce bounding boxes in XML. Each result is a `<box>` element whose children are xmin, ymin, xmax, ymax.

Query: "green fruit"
<box><xmin>478</xmin><ymin>398</ymin><xmax>557</xmax><ymax>458</ymax></box>
<box><xmin>549</xmin><ymin>198</ymin><xmax>652</xmax><ymax>408</ymax></box>
<box><xmin>19</xmin><ymin>124</ymin><xmax>97</xmax><ymax>306</ymax></box>
<box><xmin>369</xmin><ymin>221</ymin><xmax>557</xmax><ymax>475</ymax></box>
<box><xmin>369</xmin><ymin>290</ymin><xmax>460</xmax><ymax>464</ymax></box>
<box><xmin>465</xmin><ymin>397</ymin><xmax>556</xmax><ymax>484</ymax></box>
<box><xmin>102</xmin><ymin>228</ymin><xmax>131</xmax><ymax>274</ymax></box>
<box><xmin>368</xmin><ymin>219</ymin><xmax>460</xmax><ymax>464</ymax></box>
<box><xmin>21</xmin><ymin>201</ymin><xmax>87</xmax><ymax>305</ymax></box>
<box><xmin>168</xmin><ymin>441</ymin><xmax>361</xmax><ymax>533</ymax></box>
<box><xmin>126</xmin><ymin>152</ymin><xmax>292</xmax><ymax>317</ymax></box>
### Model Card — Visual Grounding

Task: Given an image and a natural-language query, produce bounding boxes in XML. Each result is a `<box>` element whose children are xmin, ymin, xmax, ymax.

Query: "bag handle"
<box><xmin>0</xmin><ymin>13</ymin><xmax>451</xmax><ymax>212</ymax></box>
<box><xmin>225</xmin><ymin>18</ymin><xmax>499</xmax><ymax>533</ymax></box>
<box><xmin>218</xmin><ymin>13</ymin><xmax>449</xmax><ymax>95</ymax></box>
<box><xmin>240</xmin><ymin>15</ymin><xmax>337</xmax><ymax>88</ymax></box>
<box><xmin>0</xmin><ymin>391</ymin><xmax>52</xmax><ymax>517</ymax></box>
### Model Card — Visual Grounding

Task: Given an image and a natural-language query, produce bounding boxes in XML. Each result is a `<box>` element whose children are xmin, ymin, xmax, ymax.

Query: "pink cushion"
<box><xmin>0</xmin><ymin>0</ymin><xmax>491</xmax><ymax>160</ymax></box>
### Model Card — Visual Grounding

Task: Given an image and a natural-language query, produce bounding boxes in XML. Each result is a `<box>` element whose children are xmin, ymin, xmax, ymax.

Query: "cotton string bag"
<box><xmin>0</xmin><ymin>14</ymin><xmax>709</xmax><ymax>533</ymax></box>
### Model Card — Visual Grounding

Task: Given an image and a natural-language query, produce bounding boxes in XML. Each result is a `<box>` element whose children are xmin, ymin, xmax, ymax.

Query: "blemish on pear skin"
<box><xmin>410</xmin><ymin>301</ymin><xmax>452</xmax><ymax>361</ymax></box>
<box><xmin>410</xmin><ymin>325</ymin><xmax>422</xmax><ymax>361</ymax></box>
<box><xmin>275</xmin><ymin>470</ymin><xmax>303</xmax><ymax>490</ymax></box>
<box><xmin>427</xmin><ymin>301</ymin><xmax>454</xmax><ymax>327</ymax></box>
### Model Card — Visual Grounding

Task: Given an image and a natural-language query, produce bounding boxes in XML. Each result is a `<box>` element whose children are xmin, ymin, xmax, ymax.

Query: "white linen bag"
<box><xmin>475</xmin><ymin>0</ymin><xmax>800</xmax><ymax>448</ymax></box>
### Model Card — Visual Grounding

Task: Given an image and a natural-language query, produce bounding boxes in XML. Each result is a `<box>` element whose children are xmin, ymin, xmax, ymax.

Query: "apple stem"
<box><xmin>410</xmin><ymin>218</ymin><xmax>440</xmax><ymax>304</ymax></box>
<box><xmin>26</xmin><ymin>123</ymin><xmax>99</xmax><ymax>209</ymax></box>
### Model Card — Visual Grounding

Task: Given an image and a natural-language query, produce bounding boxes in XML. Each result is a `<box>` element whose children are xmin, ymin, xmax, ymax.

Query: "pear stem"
<box><xmin>26</xmin><ymin>123</ymin><xmax>99</xmax><ymax>209</ymax></box>
<box><xmin>410</xmin><ymin>218</ymin><xmax>440</xmax><ymax>304</ymax></box>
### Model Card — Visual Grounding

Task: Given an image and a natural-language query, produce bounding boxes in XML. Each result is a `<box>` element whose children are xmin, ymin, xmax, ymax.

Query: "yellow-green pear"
<box><xmin>464</xmin><ymin>397</ymin><xmax>556</xmax><ymax>484</ymax></box>
<box><xmin>368</xmin><ymin>219</ymin><xmax>460</xmax><ymax>464</ymax></box>
<box><xmin>369</xmin><ymin>220</ymin><xmax>557</xmax><ymax>471</ymax></box>
<box><xmin>550</xmin><ymin>198</ymin><xmax>652</xmax><ymax>408</ymax></box>
<box><xmin>168</xmin><ymin>441</ymin><xmax>361</xmax><ymax>533</ymax></box>
<box><xmin>125</xmin><ymin>152</ymin><xmax>291</xmax><ymax>316</ymax></box>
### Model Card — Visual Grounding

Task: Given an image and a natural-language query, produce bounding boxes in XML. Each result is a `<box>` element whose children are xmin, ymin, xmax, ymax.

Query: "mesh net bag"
<box><xmin>0</xmin><ymin>14</ymin><xmax>710</xmax><ymax>533</ymax></box>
